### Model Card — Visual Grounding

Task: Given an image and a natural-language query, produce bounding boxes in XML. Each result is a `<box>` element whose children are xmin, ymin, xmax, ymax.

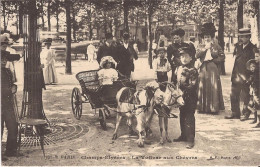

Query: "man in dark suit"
<box><xmin>1</xmin><ymin>34</ymin><xmax>21</xmax><ymax>157</ymax></box>
<box><xmin>225</xmin><ymin>28</ymin><xmax>258</xmax><ymax>120</ymax></box>
<box><xmin>116</xmin><ymin>32</ymin><xmax>138</xmax><ymax>79</ymax></box>
<box><xmin>167</xmin><ymin>28</ymin><xmax>195</xmax><ymax>83</ymax></box>
<box><xmin>97</xmin><ymin>33</ymin><xmax>118</xmax><ymax>65</ymax></box>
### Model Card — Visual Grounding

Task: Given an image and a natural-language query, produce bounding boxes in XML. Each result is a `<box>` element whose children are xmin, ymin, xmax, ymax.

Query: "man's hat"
<box><xmin>43</xmin><ymin>38</ymin><xmax>52</xmax><ymax>44</ymax></box>
<box><xmin>0</xmin><ymin>34</ymin><xmax>13</xmax><ymax>45</ymax></box>
<box><xmin>122</xmin><ymin>32</ymin><xmax>130</xmax><ymax>40</ymax></box>
<box><xmin>238</xmin><ymin>28</ymin><xmax>251</xmax><ymax>36</ymax></box>
<box><xmin>200</xmin><ymin>22</ymin><xmax>216</xmax><ymax>37</ymax></box>
<box><xmin>157</xmin><ymin>47</ymin><xmax>166</xmax><ymax>52</ymax></box>
<box><xmin>190</xmin><ymin>36</ymin><xmax>195</xmax><ymax>40</ymax></box>
<box><xmin>171</xmin><ymin>28</ymin><xmax>185</xmax><ymax>37</ymax></box>
<box><xmin>179</xmin><ymin>47</ymin><xmax>191</xmax><ymax>55</ymax></box>
<box><xmin>105</xmin><ymin>33</ymin><xmax>113</xmax><ymax>40</ymax></box>
<box><xmin>246</xmin><ymin>59</ymin><xmax>257</xmax><ymax>70</ymax></box>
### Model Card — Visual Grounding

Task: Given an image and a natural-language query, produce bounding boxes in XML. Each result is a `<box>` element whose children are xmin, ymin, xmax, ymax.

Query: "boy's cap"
<box><xmin>179</xmin><ymin>47</ymin><xmax>191</xmax><ymax>55</ymax></box>
<box><xmin>246</xmin><ymin>59</ymin><xmax>257</xmax><ymax>70</ymax></box>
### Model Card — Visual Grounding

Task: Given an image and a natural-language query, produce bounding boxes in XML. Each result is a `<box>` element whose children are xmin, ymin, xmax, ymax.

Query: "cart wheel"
<box><xmin>99</xmin><ymin>109</ymin><xmax>107</xmax><ymax>130</ymax></box>
<box><xmin>71</xmin><ymin>87</ymin><xmax>82</xmax><ymax>120</ymax></box>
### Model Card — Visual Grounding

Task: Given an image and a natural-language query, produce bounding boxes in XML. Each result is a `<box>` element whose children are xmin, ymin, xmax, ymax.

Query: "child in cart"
<box><xmin>98</xmin><ymin>56</ymin><xmax>118</xmax><ymax>85</ymax></box>
<box><xmin>97</xmin><ymin>56</ymin><xmax>119</xmax><ymax>102</ymax></box>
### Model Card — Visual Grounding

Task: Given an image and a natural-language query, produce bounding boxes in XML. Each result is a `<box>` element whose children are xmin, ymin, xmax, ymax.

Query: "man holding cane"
<box><xmin>1</xmin><ymin>34</ymin><xmax>21</xmax><ymax>158</ymax></box>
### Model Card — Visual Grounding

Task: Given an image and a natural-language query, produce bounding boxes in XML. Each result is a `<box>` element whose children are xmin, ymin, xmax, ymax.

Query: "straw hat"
<box><xmin>100</xmin><ymin>56</ymin><xmax>117</xmax><ymax>68</ymax></box>
<box><xmin>157</xmin><ymin>47</ymin><xmax>166</xmax><ymax>52</ymax></box>
<box><xmin>238</xmin><ymin>28</ymin><xmax>251</xmax><ymax>36</ymax></box>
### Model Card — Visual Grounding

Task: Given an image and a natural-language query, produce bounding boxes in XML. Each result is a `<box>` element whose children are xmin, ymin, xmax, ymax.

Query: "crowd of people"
<box><xmin>90</xmin><ymin>22</ymin><xmax>259</xmax><ymax>149</ymax></box>
<box><xmin>1</xmin><ymin>21</ymin><xmax>259</xmax><ymax>159</ymax></box>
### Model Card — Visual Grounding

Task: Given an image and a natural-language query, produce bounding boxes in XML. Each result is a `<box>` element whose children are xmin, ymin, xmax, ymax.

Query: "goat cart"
<box><xmin>71</xmin><ymin>70</ymin><xmax>137</xmax><ymax>130</ymax></box>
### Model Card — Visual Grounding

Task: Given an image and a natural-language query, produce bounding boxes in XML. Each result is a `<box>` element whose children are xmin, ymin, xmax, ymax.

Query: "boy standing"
<box><xmin>246</xmin><ymin>51</ymin><xmax>260</xmax><ymax>127</ymax></box>
<box><xmin>173</xmin><ymin>47</ymin><xmax>198</xmax><ymax>149</ymax></box>
<box><xmin>152</xmin><ymin>47</ymin><xmax>171</xmax><ymax>91</ymax></box>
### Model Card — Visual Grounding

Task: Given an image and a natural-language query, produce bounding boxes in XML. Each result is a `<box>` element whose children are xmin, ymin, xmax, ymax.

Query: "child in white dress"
<box><xmin>98</xmin><ymin>56</ymin><xmax>118</xmax><ymax>85</ymax></box>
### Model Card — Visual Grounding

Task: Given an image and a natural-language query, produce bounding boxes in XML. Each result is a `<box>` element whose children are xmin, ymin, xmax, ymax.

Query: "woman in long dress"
<box><xmin>40</xmin><ymin>38</ymin><xmax>58</xmax><ymax>85</ymax></box>
<box><xmin>195</xmin><ymin>23</ymin><xmax>225</xmax><ymax>114</ymax></box>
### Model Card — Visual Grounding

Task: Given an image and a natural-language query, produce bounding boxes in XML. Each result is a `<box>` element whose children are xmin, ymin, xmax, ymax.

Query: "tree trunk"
<box><xmin>104</xmin><ymin>11</ymin><xmax>108</xmax><ymax>34</ymax></box>
<box><xmin>87</xmin><ymin>5</ymin><xmax>93</xmax><ymax>40</ymax></box>
<box><xmin>97</xmin><ymin>26</ymin><xmax>100</xmax><ymax>39</ymax></box>
<box><xmin>26</xmin><ymin>0</ymin><xmax>45</xmax><ymax>119</ymax></box>
<box><xmin>171</xmin><ymin>15</ymin><xmax>176</xmax><ymax>30</ymax></box>
<box><xmin>253</xmin><ymin>0</ymin><xmax>259</xmax><ymax>46</ymax></box>
<box><xmin>144</xmin><ymin>21</ymin><xmax>147</xmax><ymax>50</ymax></box>
<box><xmin>72</xmin><ymin>6</ymin><xmax>77</xmax><ymax>41</ymax></box>
<box><xmin>47</xmin><ymin>0</ymin><xmax>51</xmax><ymax>31</ymax></box>
<box><xmin>112</xmin><ymin>18</ymin><xmax>117</xmax><ymax>37</ymax></box>
<box><xmin>237</xmin><ymin>0</ymin><xmax>243</xmax><ymax>30</ymax></box>
<box><xmin>41</xmin><ymin>0</ymin><xmax>45</xmax><ymax>28</ymax></box>
<box><xmin>15</xmin><ymin>4</ymin><xmax>18</xmax><ymax>35</ymax></box>
<box><xmin>3</xmin><ymin>1</ymin><xmax>6</xmax><ymax>31</ymax></box>
<box><xmin>56</xmin><ymin>12</ymin><xmax>59</xmax><ymax>32</ymax></box>
<box><xmin>109</xmin><ymin>20</ymin><xmax>113</xmax><ymax>33</ymax></box>
<box><xmin>65</xmin><ymin>0</ymin><xmax>72</xmax><ymax>74</ymax></box>
<box><xmin>123</xmin><ymin>2</ymin><xmax>129</xmax><ymax>32</ymax></box>
<box><xmin>89</xmin><ymin>22</ymin><xmax>93</xmax><ymax>40</ymax></box>
<box><xmin>218</xmin><ymin>0</ymin><xmax>224</xmax><ymax>50</ymax></box>
<box><xmin>147</xmin><ymin>9</ymin><xmax>153</xmax><ymax>69</ymax></box>
<box><xmin>218</xmin><ymin>0</ymin><xmax>225</xmax><ymax>75</ymax></box>
<box><xmin>19</xmin><ymin>2</ymin><xmax>23</xmax><ymax>35</ymax></box>
<box><xmin>135</xmin><ymin>10</ymin><xmax>139</xmax><ymax>41</ymax></box>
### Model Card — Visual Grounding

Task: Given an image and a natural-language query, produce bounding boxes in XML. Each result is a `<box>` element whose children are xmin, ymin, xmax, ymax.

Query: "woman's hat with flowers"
<box><xmin>100</xmin><ymin>56</ymin><xmax>117</xmax><ymax>68</ymax></box>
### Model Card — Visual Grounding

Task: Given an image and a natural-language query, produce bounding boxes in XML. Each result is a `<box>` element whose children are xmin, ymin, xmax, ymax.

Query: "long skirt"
<box><xmin>197</xmin><ymin>61</ymin><xmax>225</xmax><ymax>114</ymax></box>
<box><xmin>43</xmin><ymin>63</ymin><xmax>58</xmax><ymax>84</ymax></box>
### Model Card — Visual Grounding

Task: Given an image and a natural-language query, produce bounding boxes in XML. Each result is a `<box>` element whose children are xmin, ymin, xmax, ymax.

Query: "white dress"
<box><xmin>40</xmin><ymin>48</ymin><xmax>58</xmax><ymax>84</ymax></box>
<box><xmin>97</xmin><ymin>68</ymin><xmax>118</xmax><ymax>85</ymax></box>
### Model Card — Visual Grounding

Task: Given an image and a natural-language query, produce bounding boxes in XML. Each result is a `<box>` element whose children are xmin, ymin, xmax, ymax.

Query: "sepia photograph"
<box><xmin>1</xmin><ymin>0</ymin><xmax>259</xmax><ymax>166</ymax></box>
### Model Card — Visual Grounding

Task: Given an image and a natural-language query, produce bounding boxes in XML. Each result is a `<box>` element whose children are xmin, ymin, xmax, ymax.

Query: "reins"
<box><xmin>131</xmin><ymin>86</ymin><xmax>160</xmax><ymax>116</ymax></box>
<box><xmin>157</xmin><ymin>81</ymin><xmax>183</xmax><ymax>107</ymax></box>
